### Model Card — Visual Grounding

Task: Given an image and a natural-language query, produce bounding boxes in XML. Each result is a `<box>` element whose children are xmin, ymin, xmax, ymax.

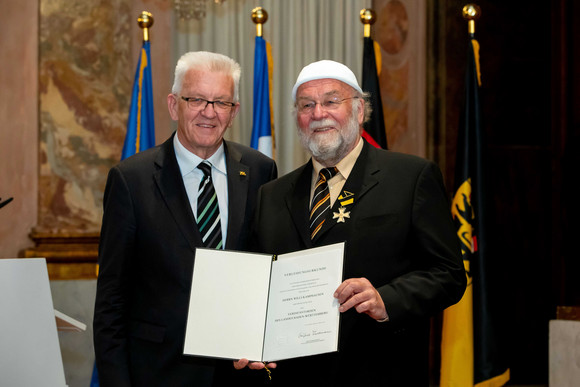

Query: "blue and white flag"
<box><xmin>250</xmin><ymin>36</ymin><xmax>274</xmax><ymax>158</ymax></box>
<box><xmin>122</xmin><ymin>40</ymin><xmax>155</xmax><ymax>160</ymax></box>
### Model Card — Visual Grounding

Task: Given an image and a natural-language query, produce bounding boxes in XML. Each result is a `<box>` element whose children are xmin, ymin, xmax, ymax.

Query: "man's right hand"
<box><xmin>233</xmin><ymin>358</ymin><xmax>277</xmax><ymax>370</ymax></box>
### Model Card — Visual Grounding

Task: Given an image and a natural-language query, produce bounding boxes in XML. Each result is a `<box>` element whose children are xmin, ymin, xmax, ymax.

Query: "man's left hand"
<box><xmin>334</xmin><ymin>277</ymin><xmax>387</xmax><ymax>321</ymax></box>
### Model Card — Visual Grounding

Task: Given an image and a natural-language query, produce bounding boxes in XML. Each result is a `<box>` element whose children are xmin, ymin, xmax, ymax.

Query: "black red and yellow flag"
<box><xmin>361</xmin><ymin>36</ymin><xmax>387</xmax><ymax>149</ymax></box>
<box><xmin>440</xmin><ymin>35</ymin><xmax>510</xmax><ymax>387</ymax></box>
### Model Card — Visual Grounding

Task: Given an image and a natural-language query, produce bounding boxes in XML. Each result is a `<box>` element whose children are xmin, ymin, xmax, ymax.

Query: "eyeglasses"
<box><xmin>296</xmin><ymin>96</ymin><xmax>359</xmax><ymax>114</ymax></box>
<box><xmin>180</xmin><ymin>96</ymin><xmax>236</xmax><ymax>113</ymax></box>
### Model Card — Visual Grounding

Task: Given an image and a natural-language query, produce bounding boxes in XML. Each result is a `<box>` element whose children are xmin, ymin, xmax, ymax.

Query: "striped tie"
<box><xmin>197</xmin><ymin>161</ymin><xmax>223</xmax><ymax>249</ymax></box>
<box><xmin>310</xmin><ymin>167</ymin><xmax>338</xmax><ymax>240</ymax></box>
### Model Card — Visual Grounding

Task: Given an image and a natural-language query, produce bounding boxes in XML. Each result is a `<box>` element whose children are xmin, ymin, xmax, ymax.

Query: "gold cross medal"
<box><xmin>334</xmin><ymin>191</ymin><xmax>354</xmax><ymax>223</ymax></box>
<box><xmin>333</xmin><ymin>207</ymin><xmax>351</xmax><ymax>223</ymax></box>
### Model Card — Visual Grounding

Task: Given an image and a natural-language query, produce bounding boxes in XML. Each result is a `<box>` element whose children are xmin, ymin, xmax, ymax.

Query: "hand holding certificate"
<box><xmin>183</xmin><ymin>242</ymin><xmax>344</xmax><ymax>362</ymax></box>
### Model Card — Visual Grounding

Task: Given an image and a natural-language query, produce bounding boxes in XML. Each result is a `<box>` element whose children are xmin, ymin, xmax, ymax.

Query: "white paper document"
<box><xmin>184</xmin><ymin>242</ymin><xmax>344</xmax><ymax>362</ymax></box>
<box><xmin>0</xmin><ymin>258</ymin><xmax>68</xmax><ymax>387</ymax></box>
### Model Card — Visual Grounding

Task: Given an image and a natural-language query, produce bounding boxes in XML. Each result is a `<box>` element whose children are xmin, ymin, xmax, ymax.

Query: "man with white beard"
<box><xmin>234</xmin><ymin>60</ymin><xmax>466</xmax><ymax>386</ymax></box>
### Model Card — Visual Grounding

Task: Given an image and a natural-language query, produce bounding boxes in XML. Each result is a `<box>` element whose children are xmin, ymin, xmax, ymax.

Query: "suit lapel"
<box><xmin>317</xmin><ymin>140</ymin><xmax>380</xmax><ymax>239</ymax></box>
<box><xmin>153</xmin><ymin>135</ymin><xmax>203</xmax><ymax>252</ymax></box>
<box><xmin>339</xmin><ymin>140</ymin><xmax>381</xmax><ymax>206</ymax></box>
<box><xmin>224</xmin><ymin>141</ymin><xmax>250</xmax><ymax>249</ymax></box>
<box><xmin>285</xmin><ymin>163</ymin><xmax>313</xmax><ymax>248</ymax></box>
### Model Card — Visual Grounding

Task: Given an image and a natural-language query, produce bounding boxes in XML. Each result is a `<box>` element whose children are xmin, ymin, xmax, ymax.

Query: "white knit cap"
<box><xmin>292</xmin><ymin>60</ymin><xmax>363</xmax><ymax>101</ymax></box>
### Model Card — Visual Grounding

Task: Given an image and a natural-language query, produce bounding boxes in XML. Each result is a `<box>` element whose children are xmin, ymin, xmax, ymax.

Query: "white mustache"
<box><xmin>309</xmin><ymin>119</ymin><xmax>338</xmax><ymax>131</ymax></box>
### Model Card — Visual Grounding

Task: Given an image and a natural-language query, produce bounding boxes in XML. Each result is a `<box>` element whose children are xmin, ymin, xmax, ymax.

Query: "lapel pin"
<box><xmin>239</xmin><ymin>171</ymin><xmax>247</xmax><ymax>176</ymax></box>
<box><xmin>338</xmin><ymin>190</ymin><xmax>354</xmax><ymax>206</ymax></box>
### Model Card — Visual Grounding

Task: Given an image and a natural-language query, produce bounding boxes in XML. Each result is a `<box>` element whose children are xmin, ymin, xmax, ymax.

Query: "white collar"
<box><xmin>173</xmin><ymin>132</ymin><xmax>227</xmax><ymax>176</ymax></box>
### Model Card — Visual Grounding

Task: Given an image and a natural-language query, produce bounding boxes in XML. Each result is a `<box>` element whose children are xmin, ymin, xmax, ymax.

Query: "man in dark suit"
<box><xmin>238</xmin><ymin>60</ymin><xmax>466</xmax><ymax>386</ymax></box>
<box><xmin>93</xmin><ymin>51</ymin><xmax>277</xmax><ymax>387</ymax></box>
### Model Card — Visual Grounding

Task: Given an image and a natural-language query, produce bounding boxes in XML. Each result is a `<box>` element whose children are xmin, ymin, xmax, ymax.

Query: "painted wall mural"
<box><xmin>39</xmin><ymin>0</ymin><xmax>132</xmax><ymax>232</ymax></box>
<box><xmin>374</xmin><ymin>0</ymin><xmax>426</xmax><ymax>157</ymax></box>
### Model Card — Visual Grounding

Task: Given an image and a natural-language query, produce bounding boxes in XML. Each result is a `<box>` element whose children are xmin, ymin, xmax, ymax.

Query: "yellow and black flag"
<box><xmin>360</xmin><ymin>9</ymin><xmax>387</xmax><ymax>149</ymax></box>
<box><xmin>440</xmin><ymin>8</ymin><xmax>510</xmax><ymax>387</ymax></box>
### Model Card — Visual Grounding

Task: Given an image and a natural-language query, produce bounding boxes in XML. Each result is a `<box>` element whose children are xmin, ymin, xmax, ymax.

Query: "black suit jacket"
<box><xmin>250</xmin><ymin>141</ymin><xmax>465</xmax><ymax>386</ymax></box>
<box><xmin>93</xmin><ymin>135</ymin><xmax>277</xmax><ymax>387</ymax></box>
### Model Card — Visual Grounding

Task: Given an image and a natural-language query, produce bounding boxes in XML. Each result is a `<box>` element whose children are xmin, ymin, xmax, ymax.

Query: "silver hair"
<box><xmin>360</xmin><ymin>91</ymin><xmax>373</xmax><ymax>123</ymax></box>
<box><xmin>171</xmin><ymin>51</ymin><xmax>241</xmax><ymax>101</ymax></box>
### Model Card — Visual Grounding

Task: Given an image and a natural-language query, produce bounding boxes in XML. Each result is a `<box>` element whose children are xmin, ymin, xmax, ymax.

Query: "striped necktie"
<box><xmin>310</xmin><ymin>167</ymin><xmax>338</xmax><ymax>240</ymax></box>
<box><xmin>197</xmin><ymin>161</ymin><xmax>223</xmax><ymax>249</ymax></box>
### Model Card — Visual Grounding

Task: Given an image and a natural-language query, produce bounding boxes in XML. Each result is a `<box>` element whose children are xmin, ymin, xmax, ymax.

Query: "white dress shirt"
<box><xmin>173</xmin><ymin>133</ymin><xmax>228</xmax><ymax>247</ymax></box>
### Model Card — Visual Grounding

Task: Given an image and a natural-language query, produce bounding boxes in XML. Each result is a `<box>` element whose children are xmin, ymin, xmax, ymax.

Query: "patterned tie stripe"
<box><xmin>197</xmin><ymin>161</ymin><xmax>223</xmax><ymax>249</ymax></box>
<box><xmin>310</xmin><ymin>167</ymin><xmax>338</xmax><ymax>240</ymax></box>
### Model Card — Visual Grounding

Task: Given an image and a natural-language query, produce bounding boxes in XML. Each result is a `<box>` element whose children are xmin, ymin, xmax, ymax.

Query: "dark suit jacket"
<box><xmin>249</xmin><ymin>140</ymin><xmax>465</xmax><ymax>386</ymax></box>
<box><xmin>93</xmin><ymin>134</ymin><xmax>277</xmax><ymax>387</ymax></box>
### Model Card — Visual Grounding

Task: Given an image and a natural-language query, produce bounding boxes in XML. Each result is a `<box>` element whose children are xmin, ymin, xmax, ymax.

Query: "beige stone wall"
<box><xmin>0</xmin><ymin>1</ymin><xmax>39</xmax><ymax>258</ymax></box>
<box><xmin>0</xmin><ymin>0</ymin><xmax>172</xmax><ymax>258</ymax></box>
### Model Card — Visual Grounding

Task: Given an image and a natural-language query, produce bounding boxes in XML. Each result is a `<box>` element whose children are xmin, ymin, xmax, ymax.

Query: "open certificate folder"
<box><xmin>184</xmin><ymin>242</ymin><xmax>345</xmax><ymax>362</ymax></box>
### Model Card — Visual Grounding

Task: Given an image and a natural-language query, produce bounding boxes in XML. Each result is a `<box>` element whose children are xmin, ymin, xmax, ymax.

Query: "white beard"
<box><xmin>297</xmin><ymin>107</ymin><xmax>360</xmax><ymax>165</ymax></box>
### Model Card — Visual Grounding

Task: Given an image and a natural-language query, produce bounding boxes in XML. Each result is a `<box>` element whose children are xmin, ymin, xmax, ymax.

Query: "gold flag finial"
<box><xmin>462</xmin><ymin>4</ymin><xmax>481</xmax><ymax>36</ymax></box>
<box><xmin>251</xmin><ymin>7</ymin><xmax>268</xmax><ymax>38</ymax></box>
<box><xmin>138</xmin><ymin>11</ymin><xmax>154</xmax><ymax>42</ymax></box>
<box><xmin>360</xmin><ymin>9</ymin><xmax>377</xmax><ymax>38</ymax></box>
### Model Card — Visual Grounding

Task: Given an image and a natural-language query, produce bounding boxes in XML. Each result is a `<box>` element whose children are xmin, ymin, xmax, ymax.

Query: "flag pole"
<box><xmin>359</xmin><ymin>8</ymin><xmax>376</xmax><ymax>38</ymax></box>
<box><xmin>462</xmin><ymin>4</ymin><xmax>481</xmax><ymax>37</ymax></box>
<box><xmin>138</xmin><ymin>11</ymin><xmax>154</xmax><ymax>42</ymax></box>
<box><xmin>251</xmin><ymin>7</ymin><xmax>267</xmax><ymax>37</ymax></box>
<box><xmin>463</xmin><ymin>4</ymin><xmax>482</xmax><ymax>86</ymax></box>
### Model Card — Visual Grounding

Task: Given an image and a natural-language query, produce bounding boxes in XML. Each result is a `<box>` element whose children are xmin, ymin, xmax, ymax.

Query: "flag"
<box><xmin>250</xmin><ymin>35</ymin><xmax>274</xmax><ymax>158</ymax></box>
<box><xmin>122</xmin><ymin>40</ymin><xmax>155</xmax><ymax>160</ymax></box>
<box><xmin>92</xmin><ymin>38</ymin><xmax>156</xmax><ymax>387</ymax></box>
<box><xmin>361</xmin><ymin>36</ymin><xmax>387</xmax><ymax>149</ymax></box>
<box><xmin>90</xmin><ymin>365</ymin><xmax>99</xmax><ymax>387</ymax></box>
<box><xmin>440</xmin><ymin>36</ymin><xmax>510</xmax><ymax>387</ymax></box>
